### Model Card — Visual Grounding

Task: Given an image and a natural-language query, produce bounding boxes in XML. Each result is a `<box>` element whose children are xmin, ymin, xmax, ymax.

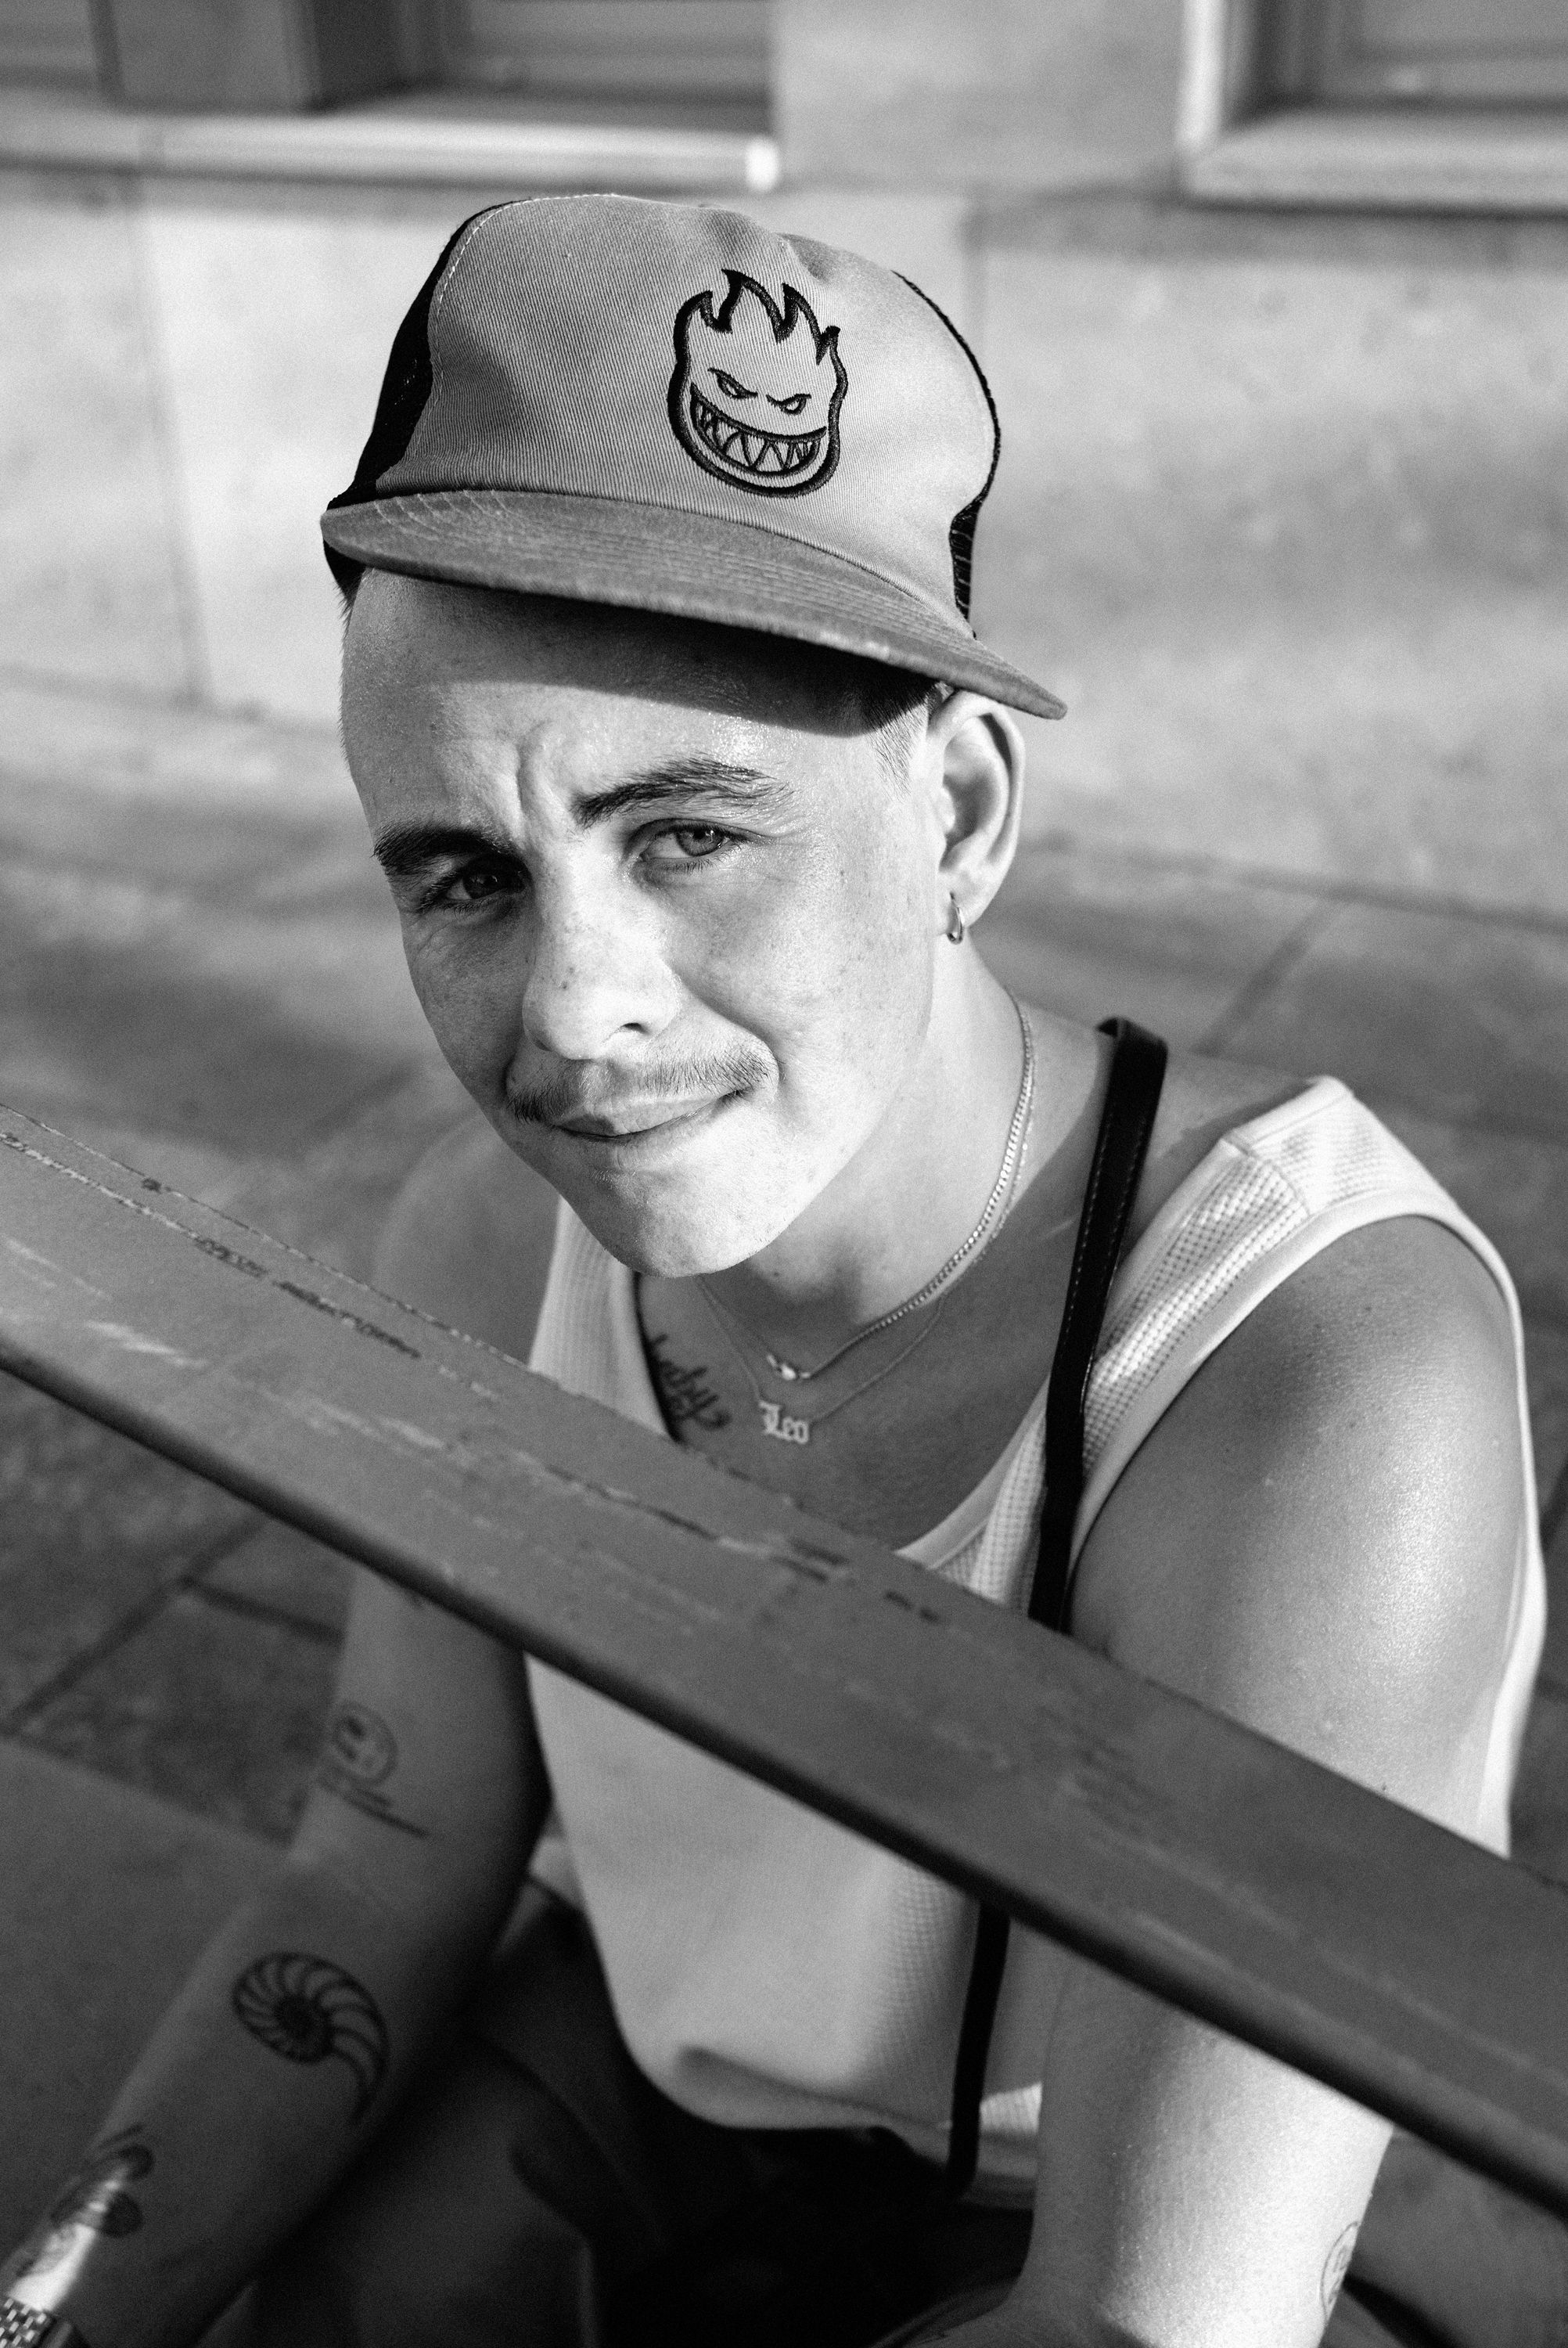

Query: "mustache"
<box><xmin>505</xmin><ymin>1047</ymin><xmax>771</xmax><ymax>1129</ymax></box>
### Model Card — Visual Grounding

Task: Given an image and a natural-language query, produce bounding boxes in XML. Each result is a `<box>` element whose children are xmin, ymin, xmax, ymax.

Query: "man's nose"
<box><xmin>516</xmin><ymin>879</ymin><xmax>678</xmax><ymax>1062</ymax></box>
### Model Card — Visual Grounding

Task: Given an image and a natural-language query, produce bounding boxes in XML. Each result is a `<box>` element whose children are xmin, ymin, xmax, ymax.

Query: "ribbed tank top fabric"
<box><xmin>520</xmin><ymin>1077</ymin><xmax>1545</xmax><ymax>2190</ymax></box>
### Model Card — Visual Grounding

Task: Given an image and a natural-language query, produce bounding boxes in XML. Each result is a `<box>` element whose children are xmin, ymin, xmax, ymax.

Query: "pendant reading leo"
<box><xmin>759</xmin><ymin>1400</ymin><xmax>810</xmax><ymax>1445</ymax></box>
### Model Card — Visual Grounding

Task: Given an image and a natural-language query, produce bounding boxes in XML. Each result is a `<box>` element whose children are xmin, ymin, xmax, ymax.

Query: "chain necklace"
<box><xmin>701</xmin><ymin>1287</ymin><xmax>951</xmax><ymax>1445</ymax></box>
<box><xmin>698</xmin><ymin>1000</ymin><xmax>1036</xmax><ymax>1445</ymax></box>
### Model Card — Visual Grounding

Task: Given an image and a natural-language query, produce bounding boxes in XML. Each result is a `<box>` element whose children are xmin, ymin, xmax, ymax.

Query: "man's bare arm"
<box><xmin>2</xmin><ymin>1124</ymin><xmax>559</xmax><ymax>2343</ymax></box>
<box><xmin>965</xmin><ymin>1219</ymin><xmax>1526</xmax><ymax>2346</ymax></box>
<box><xmin>2</xmin><ymin>1572</ymin><xmax>548</xmax><ymax>2348</ymax></box>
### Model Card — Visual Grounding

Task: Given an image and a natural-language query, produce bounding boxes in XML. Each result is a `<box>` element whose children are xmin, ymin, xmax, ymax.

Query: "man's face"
<box><xmin>342</xmin><ymin>576</ymin><xmax>940</xmax><ymax>1276</ymax></box>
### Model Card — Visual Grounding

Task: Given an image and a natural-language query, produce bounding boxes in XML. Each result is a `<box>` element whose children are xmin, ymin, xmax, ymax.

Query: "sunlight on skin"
<box><xmin>333</xmin><ymin>576</ymin><xmax>1530</xmax><ymax>2348</ymax></box>
<box><xmin>341</xmin><ymin>573</ymin><xmax>1031</xmax><ymax>1358</ymax></box>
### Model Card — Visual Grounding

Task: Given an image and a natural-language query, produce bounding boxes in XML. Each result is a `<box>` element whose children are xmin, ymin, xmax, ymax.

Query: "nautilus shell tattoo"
<box><xmin>231</xmin><ymin>1952</ymin><xmax>389</xmax><ymax>2121</ymax></box>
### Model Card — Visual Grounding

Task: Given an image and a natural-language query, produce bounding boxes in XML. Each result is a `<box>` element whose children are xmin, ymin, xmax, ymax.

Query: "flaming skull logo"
<box><xmin>669</xmin><ymin>271</ymin><xmax>847</xmax><ymax>496</ymax></box>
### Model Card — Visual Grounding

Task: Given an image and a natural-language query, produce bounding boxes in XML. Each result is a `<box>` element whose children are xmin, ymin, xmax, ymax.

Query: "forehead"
<box><xmin>347</xmin><ymin>574</ymin><xmax>872</xmax><ymax>737</ymax></box>
<box><xmin>340</xmin><ymin>574</ymin><xmax>891</xmax><ymax>822</ymax></box>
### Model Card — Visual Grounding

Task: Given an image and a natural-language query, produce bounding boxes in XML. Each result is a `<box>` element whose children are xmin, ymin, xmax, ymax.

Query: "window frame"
<box><xmin>440</xmin><ymin>1</ymin><xmax>771</xmax><ymax>117</ymax></box>
<box><xmin>1178</xmin><ymin>0</ymin><xmax>1568</xmax><ymax>213</ymax></box>
<box><xmin>0</xmin><ymin>0</ymin><xmax>779</xmax><ymax>193</ymax></box>
<box><xmin>1278</xmin><ymin>0</ymin><xmax>1568</xmax><ymax>108</ymax></box>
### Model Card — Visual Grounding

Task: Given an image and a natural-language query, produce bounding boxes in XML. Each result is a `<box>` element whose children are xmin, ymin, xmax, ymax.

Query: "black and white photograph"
<box><xmin>0</xmin><ymin>5</ymin><xmax>1565</xmax><ymax>2343</ymax></box>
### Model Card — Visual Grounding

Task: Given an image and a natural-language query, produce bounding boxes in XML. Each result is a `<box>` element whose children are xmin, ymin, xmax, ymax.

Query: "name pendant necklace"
<box><xmin>699</xmin><ymin>1002</ymin><xmax>1037</xmax><ymax>1446</ymax></box>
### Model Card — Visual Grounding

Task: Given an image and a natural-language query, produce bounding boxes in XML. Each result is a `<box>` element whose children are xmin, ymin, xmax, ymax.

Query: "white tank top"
<box><xmin>523</xmin><ymin>1078</ymin><xmax>1545</xmax><ymax>2186</ymax></box>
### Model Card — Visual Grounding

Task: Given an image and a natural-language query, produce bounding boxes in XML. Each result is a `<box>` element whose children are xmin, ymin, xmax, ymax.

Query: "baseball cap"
<box><xmin>322</xmin><ymin>195</ymin><xmax>1065</xmax><ymax>721</ymax></box>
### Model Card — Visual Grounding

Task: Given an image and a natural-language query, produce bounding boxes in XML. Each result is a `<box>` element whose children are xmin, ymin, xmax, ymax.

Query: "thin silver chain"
<box><xmin>700</xmin><ymin>1284</ymin><xmax>951</xmax><ymax>1442</ymax></box>
<box><xmin>700</xmin><ymin>997</ymin><xmax>1035</xmax><ymax>1384</ymax></box>
<box><xmin>696</xmin><ymin>999</ymin><xmax>1036</xmax><ymax>1442</ymax></box>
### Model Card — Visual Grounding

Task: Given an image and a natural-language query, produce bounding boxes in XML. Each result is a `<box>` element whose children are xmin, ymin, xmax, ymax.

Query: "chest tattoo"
<box><xmin>646</xmin><ymin>1334</ymin><xmax>732</xmax><ymax>1431</ymax></box>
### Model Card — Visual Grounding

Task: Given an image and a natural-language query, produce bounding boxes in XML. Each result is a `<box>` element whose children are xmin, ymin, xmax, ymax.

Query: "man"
<box><xmin>1</xmin><ymin>197</ymin><xmax>1550</xmax><ymax>2348</ymax></box>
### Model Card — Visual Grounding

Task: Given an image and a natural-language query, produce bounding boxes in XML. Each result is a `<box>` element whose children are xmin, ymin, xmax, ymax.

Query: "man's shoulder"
<box><xmin>1130</xmin><ymin>1043</ymin><xmax>1303</xmax><ymax>1243</ymax></box>
<box><xmin>1126</xmin><ymin>1042</ymin><xmax>1518</xmax><ymax>1437</ymax></box>
<box><xmin>372</xmin><ymin>1114</ymin><xmax>563</xmax><ymax>1359</ymax></box>
<box><xmin>1078</xmin><ymin>1067</ymin><xmax>1526</xmax><ymax>1813</ymax></box>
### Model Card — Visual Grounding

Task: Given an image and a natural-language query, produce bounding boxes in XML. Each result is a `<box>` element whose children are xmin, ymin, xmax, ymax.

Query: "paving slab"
<box><xmin>0</xmin><ymin>1738</ymin><xmax>273</xmax><ymax>2252</ymax></box>
<box><xmin>1216</xmin><ymin>901</ymin><xmax>1568</xmax><ymax>1143</ymax></box>
<box><xmin>0</xmin><ymin>1371</ymin><xmax>256</xmax><ymax>1724</ymax></box>
<box><xmin>211</xmin><ymin>1055</ymin><xmax>474</xmax><ymax>1283</ymax></box>
<box><xmin>0</xmin><ymin>675</ymin><xmax>354</xmax><ymax>819</ymax></box>
<box><xmin>1512</xmin><ymin>1680</ymin><xmax>1568</xmax><ymax>1885</ymax></box>
<box><xmin>1526</xmin><ymin>1322</ymin><xmax>1568</xmax><ymax>1523</ymax></box>
<box><xmin>981</xmin><ymin>843</ymin><xmax>1322</xmax><ymax>1050</ymax></box>
<box><xmin>0</xmin><ymin>841</ymin><xmax>431</xmax><ymax>1159</ymax></box>
<box><xmin>1545</xmin><ymin>1508</ymin><xmax>1568</xmax><ymax>1692</ymax></box>
<box><xmin>0</xmin><ymin>686</ymin><xmax>436</xmax><ymax>1190</ymax></box>
<box><xmin>200</xmin><ymin>1518</ymin><xmax>354</xmax><ymax>1644</ymax></box>
<box><xmin>20</xmin><ymin>1586</ymin><xmax>341</xmax><ymax>1844</ymax></box>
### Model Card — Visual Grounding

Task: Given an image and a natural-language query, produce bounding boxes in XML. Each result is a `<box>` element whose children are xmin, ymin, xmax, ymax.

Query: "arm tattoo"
<box><xmin>231</xmin><ymin>1954</ymin><xmax>389</xmax><ymax>2122</ymax></box>
<box><xmin>313</xmin><ymin>1701</ymin><xmax>429</xmax><ymax>1838</ymax></box>
<box><xmin>3</xmin><ymin>2126</ymin><xmax>151</xmax><ymax>2282</ymax></box>
<box><xmin>646</xmin><ymin>1334</ymin><xmax>731</xmax><ymax>1431</ymax></box>
<box><xmin>1321</xmin><ymin>2222</ymin><xmax>1358</xmax><ymax>2319</ymax></box>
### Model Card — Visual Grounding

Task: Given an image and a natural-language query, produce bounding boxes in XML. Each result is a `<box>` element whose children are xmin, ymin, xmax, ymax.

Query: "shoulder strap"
<box><xmin>1030</xmin><ymin>1017</ymin><xmax>1169</xmax><ymax>1637</ymax></box>
<box><xmin>944</xmin><ymin>1016</ymin><xmax>1168</xmax><ymax>2197</ymax></box>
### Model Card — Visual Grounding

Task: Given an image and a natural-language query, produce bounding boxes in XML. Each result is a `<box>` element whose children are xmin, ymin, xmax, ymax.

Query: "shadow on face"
<box><xmin>340</xmin><ymin>571</ymin><xmax>934</xmax><ymax>754</ymax></box>
<box><xmin>336</xmin><ymin>572</ymin><xmax>948</xmax><ymax>1278</ymax></box>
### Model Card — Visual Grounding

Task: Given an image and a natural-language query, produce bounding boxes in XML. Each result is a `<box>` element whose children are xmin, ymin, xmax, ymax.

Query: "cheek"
<box><xmin>699</xmin><ymin>829</ymin><xmax>930</xmax><ymax>1118</ymax></box>
<box><xmin>398</xmin><ymin>923</ymin><xmax>520</xmax><ymax>1100</ymax></box>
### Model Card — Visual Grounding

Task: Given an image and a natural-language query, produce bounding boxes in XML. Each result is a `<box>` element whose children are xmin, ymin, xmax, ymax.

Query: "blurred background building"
<box><xmin>0</xmin><ymin>0</ymin><xmax>1564</xmax><ymax>904</ymax></box>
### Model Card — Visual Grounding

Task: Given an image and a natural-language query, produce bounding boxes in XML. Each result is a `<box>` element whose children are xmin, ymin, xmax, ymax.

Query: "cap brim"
<box><xmin>321</xmin><ymin>489</ymin><xmax>1066</xmax><ymax>722</ymax></box>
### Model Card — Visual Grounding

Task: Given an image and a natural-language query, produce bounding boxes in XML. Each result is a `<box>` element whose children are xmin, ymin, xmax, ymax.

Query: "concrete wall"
<box><xmin>775</xmin><ymin>0</ymin><xmax>1184</xmax><ymax>190</ymax></box>
<box><xmin>975</xmin><ymin>201</ymin><xmax>1568</xmax><ymax>917</ymax></box>
<box><xmin>2</xmin><ymin>0</ymin><xmax>1565</xmax><ymax>915</ymax></box>
<box><xmin>0</xmin><ymin>173</ymin><xmax>976</xmax><ymax>735</ymax></box>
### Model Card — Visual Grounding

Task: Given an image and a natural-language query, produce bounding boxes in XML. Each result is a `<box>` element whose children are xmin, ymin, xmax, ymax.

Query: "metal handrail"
<box><xmin>4</xmin><ymin>1104</ymin><xmax>1568</xmax><ymax>2215</ymax></box>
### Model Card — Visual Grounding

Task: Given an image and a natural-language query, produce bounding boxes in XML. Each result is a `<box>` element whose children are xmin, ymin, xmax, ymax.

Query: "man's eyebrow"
<box><xmin>574</xmin><ymin>758</ymin><xmax>779</xmax><ymax>827</ymax></box>
<box><xmin>372</xmin><ymin>823</ymin><xmax>518</xmax><ymax>878</ymax></box>
<box><xmin>371</xmin><ymin>762</ymin><xmax>779</xmax><ymax>875</ymax></box>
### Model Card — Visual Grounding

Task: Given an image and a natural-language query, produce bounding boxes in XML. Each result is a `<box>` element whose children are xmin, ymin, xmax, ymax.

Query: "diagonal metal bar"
<box><xmin>3</xmin><ymin>1104</ymin><xmax>1568</xmax><ymax>2213</ymax></box>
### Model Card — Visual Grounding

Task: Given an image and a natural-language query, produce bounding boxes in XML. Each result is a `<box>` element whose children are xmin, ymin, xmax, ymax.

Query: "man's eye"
<box><xmin>768</xmin><ymin>391</ymin><xmax>810</xmax><ymax>416</ymax></box>
<box><xmin>711</xmin><ymin>369</ymin><xmax>756</xmax><ymax>402</ymax></box>
<box><xmin>442</xmin><ymin>862</ymin><xmax>515</xmax><ymax>906</ymax></box>
<box><xmin>650</xmin><ymin>825</ymin><xmax>730</xmax><ymax>864</ymax></box>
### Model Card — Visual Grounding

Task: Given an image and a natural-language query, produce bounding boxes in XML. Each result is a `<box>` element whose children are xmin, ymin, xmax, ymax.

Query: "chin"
<box><xmin>564</xmin><ymin>1175</ymin><xmax>794</xmax><ymax>1279</ymax></box>
<box><xmin>491</xmin><ymin>1097</ymin><xmax>837</xmax><ymax>1277</ymax></box>
<box><xmin>552</xmin><ymin>1130</ymin><xmax>817</xmax><ymax>1277</ymax></box>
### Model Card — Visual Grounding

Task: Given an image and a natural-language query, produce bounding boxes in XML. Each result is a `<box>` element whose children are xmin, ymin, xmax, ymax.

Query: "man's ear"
<box><xmin>921</xmin><ymin>692</ymin><xmax>1026</xmax><ymax>936</ymax></box>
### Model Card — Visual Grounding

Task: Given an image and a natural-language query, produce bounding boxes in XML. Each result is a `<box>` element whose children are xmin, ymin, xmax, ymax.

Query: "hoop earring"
<box><xmin>946</xmin><ymin>895</ymin><xmax>966</xmax><ymax>945</ymax></box>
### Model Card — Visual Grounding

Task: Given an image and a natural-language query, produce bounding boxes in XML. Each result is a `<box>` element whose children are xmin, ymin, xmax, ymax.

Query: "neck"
<box><xmin>701</xmin><ymin>962</ymin><xmax>1087</xmax><ymax>1365</ymax></box>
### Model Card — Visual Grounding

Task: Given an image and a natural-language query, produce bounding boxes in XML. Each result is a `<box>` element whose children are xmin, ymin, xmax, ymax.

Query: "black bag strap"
<box><xmin>944</xmin><ymin>1016</ymin><xmax>1168</xmax><ymax>2197</ymax></box>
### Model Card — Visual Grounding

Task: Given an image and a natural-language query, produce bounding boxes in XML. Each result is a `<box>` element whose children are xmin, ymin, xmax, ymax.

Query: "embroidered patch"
<box><xmin>669</xmin><ymin>271</ymin><xmax>847</xmax><ymax>496</ymax></box>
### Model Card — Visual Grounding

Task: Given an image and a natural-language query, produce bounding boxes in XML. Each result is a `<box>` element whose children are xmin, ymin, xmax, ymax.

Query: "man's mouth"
<box><xmin>689</xmin><ymin>384</ymin><xmax>823</xmax><ymax>479</ymax></box>
<box><xmin>552</xmin><ymin>1097</ymin><xmax>721</xmax><ymax>1140</ymax></box>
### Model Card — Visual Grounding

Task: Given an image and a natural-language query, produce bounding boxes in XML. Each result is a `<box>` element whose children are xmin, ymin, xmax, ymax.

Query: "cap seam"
<box><xmin>425</xmin><ymin>208</ymin><xmax>502</xmax><ymax>434</ymax></box>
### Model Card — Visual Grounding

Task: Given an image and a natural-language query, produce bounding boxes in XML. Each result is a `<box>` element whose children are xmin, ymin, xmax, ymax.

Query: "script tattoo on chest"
<box><xmin>2</xmin><ymin>2126</ymin><xmax>152</xmax><ymax>2284</ymax></box>
<box><xmin>646</xmin><ymin>1334</ymin><xmax>732</xmax><ymax>1431</ymax></box>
